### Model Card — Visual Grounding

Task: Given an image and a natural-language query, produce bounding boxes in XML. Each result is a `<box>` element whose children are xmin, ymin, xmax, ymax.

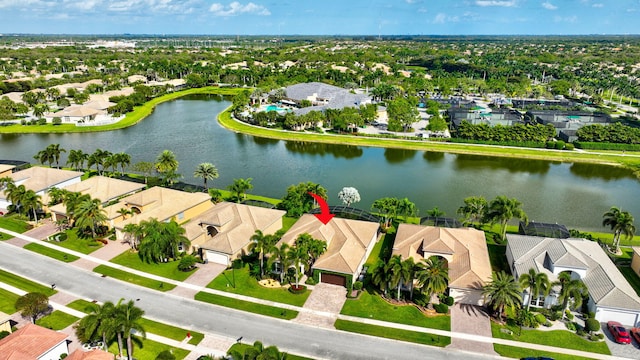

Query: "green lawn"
<box><xmin>340</xmin><ymin>290</ymin><xmax>450</xmax><ymax>331</ymax></box>
<box><xmin>207</xmin><ymin>266</ymin><xmax>310</xmax><ymax>306</ymax></box>
<box><xmin>66</xmin><ymin>299</ymin><xmax>204</xmax><ymax>345</ymax></box>
<box><xmin>281</xmin><ymin>216</ymin><xmax>297</xmax><ymax>232</ymax></box>
<box><xmin>488</xmin><ymin>244</ymin><xmax>510</xmax><ymax>273</ymax></box>
<box><xmin>334</xmin><ymin>319</ymin><xmax>451</xmax><ymax>347</ymax></box>
<box><xmin>194</xmin><ymin>291</ymin><xmax>297</xmax><ymax>320</ymax></box>
<box><xmin>619</xmin><ymin>266</ymin><xmax>640</xmax><ymax>297</ymax></box>
<box><xmin>47</xmin><ymin>230</ymin><xmax>104</xmax><ymax>254</ymax></box>
<box><xmin>491</xmin><ymin>322</ymin><xmax>610</xmax><ymax>355</ymax></box>
<box><xmin>23</xmin><ymin>242</ymin><xmax>80</xmax><ymax>262</ymax></box>
<box><xmin>93</xmin><ymin>265</ymin><xmax>176</xmax><ymax>292</ymax></box>
<box><xmin>107</xmin><ymin>337</ymin><xmax>190</xmax><ymax>360</ymax></box>
<box><xmin>36</xmin><ymin>310</ymin><xmax>79</xmax><ymax>330</ymax></box>
<box><xmin>0</xmin><ymin>288</ymin><xmax>19</xmax><ymax>313</ymax></box>
<box><xmin>0</xmin><ymin>269</ymin><xmax>57</xmax><ymax>296</ymax></box>
<box><xmin>0</xmin><ymin>216</ymin><xmax>30</xmax><ymax>239</ymax></box>
<box><xmin>227</xmin><ymin>343</ymin><xmax>313</xmax><ymax>360</ymax></box>
<box><xmin>494</xmin><ymin>344</ymin><xmax>598</xmax><ymax>360</ymax></box>
<box><xmin>110</xmin><ymin>251</ymin><xmax>198</xmax><ymax>282</ymax></box>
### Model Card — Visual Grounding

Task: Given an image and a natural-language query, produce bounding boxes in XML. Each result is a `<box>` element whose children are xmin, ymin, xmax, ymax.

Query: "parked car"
<box><xmin>607</xmin><ymin>321</ymin><xmax>631</xmax><ymax>344</ymax></box>
<box><xmin>631</xmin><ymin>327</ymin><xmax>640</xmax><ymax>344</ymax></box>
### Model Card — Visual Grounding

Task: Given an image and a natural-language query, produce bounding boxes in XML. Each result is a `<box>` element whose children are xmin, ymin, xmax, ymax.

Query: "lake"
<box><xmin>1</xmin><ymin>94</ymin><xmax>637</xmax><ymax>231</ymax></box>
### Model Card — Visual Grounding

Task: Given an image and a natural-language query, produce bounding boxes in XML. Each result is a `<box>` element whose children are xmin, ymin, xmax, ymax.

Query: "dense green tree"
<box><xmin>387</xmin><ymin>97</ymin><xmax>419</xmax><ymax>132</ymax></box>
<box><xmin>457</xmin><ymin>196</ymin><xmax>488</xmax><ymax>226</ymax></box>
<box><xmin>15</xmin><ymin>292</ymin><xmax>49</xmax><ymax>323</ymax></box>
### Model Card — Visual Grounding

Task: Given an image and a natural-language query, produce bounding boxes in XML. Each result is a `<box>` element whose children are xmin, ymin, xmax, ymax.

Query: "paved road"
<box><xmin>0</xmin><ymin>241</ymin><xmax>495</xmax><ymax>360</ymax></box>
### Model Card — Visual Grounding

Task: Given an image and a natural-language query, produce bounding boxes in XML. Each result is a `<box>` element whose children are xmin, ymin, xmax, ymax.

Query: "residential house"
<box><xmin>392</xmin><ymin>225</ymin><xmax>492</xmax><ymax>305</ymax></box>
<box><xmin>185</xmin><ymin>202</ymin><xmax>286</xmax><ymax>265</ymax></box>
<box><xmin>0</xmin><ymin>164</ymin><xmax>15</xmax><ymax>177</ymax></box>
<box><xmin>65</xmin><ymin>349</ymin><xmax>114</xmax><ymax>360</ymax></box>
<box><xmin>0</xmin><ymin>323</ymin><xmax>69</xmax><ymax>360</ymax></box>
<box><xmin>506</xmin><ymin>235</ymin><xmax>640</xmax><ymax>326</ymax></box>
<box><xmin>109</xmin><ymin>187</ymin><xmax>213</xmax><ymax>240</ymax></box>
<box><xmin>0</xmin><ymin>311</ymin><xmax>11</xmax><ymax>334</ymax></box>
<box><xmin>274</xmin><ymin>82</ymin><xmax>372</xmax><ymax>118</ymax></box>
<box><xmin>0</xmin><ymin>167</ymin><xmax>83</xmax><ymax>210</ymax></box>
<box><xmin>48</xmin><ymin>176</ymin><xmax>145</xmax><ymax>222</ymax></box>
<box><xmin>449</xmin><ymin>107</ymin><xmax>523</xmax><ymax>128</ymax></box>
<box><xmin>46</xmin><ymin>106</ymin><xmax>99</xmax><ymax>124</ymax></box>
<box><xmin>278</xmin><ymin>214</ymin><xmax>380</xmax><ymax>287</ymax></box>
<box><xmin>527</xmin><ymin>110</ymin><xmax>611</xmax><ymax>142</ymax></box>
<box><xmin>631</xmin><ymin>247</ymin><xmax>640</xmax><ymax>279</ymax></box>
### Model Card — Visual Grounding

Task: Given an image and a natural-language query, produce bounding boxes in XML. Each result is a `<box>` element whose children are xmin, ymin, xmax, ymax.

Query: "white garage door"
<box><xmin>596</xmin><ymin>308</ymin><xmax>640</xmax><ymax>327</ymax></box>
<box><xmin>205</xmin><ymin>250</ymin><xmax>229</xmax><ymax>266</ymax></box>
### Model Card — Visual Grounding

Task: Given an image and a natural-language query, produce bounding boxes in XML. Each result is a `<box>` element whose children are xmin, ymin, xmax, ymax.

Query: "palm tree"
<box><xmin>155</xmin><ymin>150</ymin><xmax>179</xmax><ymax>183</ymax></box>
<box><xmin>88</xmin><ymin>149</ymin><xmax>112</xmax><ymax>175</ymax></box>
<box><xmin>602</xmin><ymin>206</ymin><xmax>636</xmax><ymax>253</ymax></box>
<box><xmin>415</xmin><ymin>256</ymin><xmax>449</xmax><ymax>302</ymax></box>
<box><xmin>67</xmin><ymin>149</ymin><xmax>88</xmax><ymax>170</ymax></box>
<box><xmin>115</xmin><ymin>152</ymin><xmax>131</xmax><ymax>176</ymax></box>
<box><xmin>47</xmin><ymin>144</ymin><xmax>66</xmax><ymax>168</ymax></box>
<box><xmin>553</xmin><ymin>272</ymin><xmax>588</xmax><ymax>318</ymax></box>
<box><xmin>482</xmin><ymin>271</ymin><xmax>522</xmax><ymax>321</ymax></box>
<box><xmin>268</xmin><ymin>243</ymin><xmax>291</xmax><ymax>283</ymax></box>
<box><xmin>20</xmin><ymin>190</ymin><xmax>43</xmax><ymax>224</ymax></box>
<box><xmin>248</xmin><ymin>230</ymin><xmax>278</xmax><ymax>278</ymax></box>
<box><xmin>75</xmin><ymin>301</ymin><xmax>116</xmax><ymax>350</ymax></box>
<box><xmin>386</xmin><ymin>255</ymin><xmax>404</xmax><ymax>300</ymax></box>
<box><xmin>518</xmin><ymin>268</ymin><xmax>550</xmax><ymax>310</ymax></box>
<box><xmin>74</xmin><ymin>197</ymin><xmax>107</xmax><ymax>238</ymax></box>
<box><xmin>62</xmin><ymin>192</ymin><xmax>88</xmax><ymax>227</ymax></box>
<box><xmin>34</xmin><ymin>148</ymin><xmax>54</xmax><ymax>167</ymax></box>
<box><xmin>370</xmin><ymin>259</ymin><xmax>390</xmax><ymax>296</ymax></box>
<box><xmin>286</xmin><ymin>244</ymin><xmax>309</xmax><ymax>288</ymax></box>
<box><xmin>115</xmin><ymin>299</ymin><xmax>146</xmax><ymax>360</ymax></box>
<box><xmin>483</xmin><ymin>195</ymin><xmax>528</xmax><ymax>242</ymax></box>
<box><xmin>397</xmin><ymin>198</ymin><xmax>417</xmax><ymax>222</ymax></box>
<box><xmin>228</xmin><ymin>178</ymin><xmax>253</xmax><ymax>203</ymax></box>
<box><xmin>117</xmin><ymin>207</ymin><xmax>133</xmax><ymax>220</ymax></box>
<box><xmin>193</xmin><ymin>162</ymin><xmax>219</xmax><ymax>190</ymax></box>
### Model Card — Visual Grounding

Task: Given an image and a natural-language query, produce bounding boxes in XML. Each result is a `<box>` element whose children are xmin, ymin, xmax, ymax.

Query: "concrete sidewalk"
<box><xmin>0</xmin><ymin>226</ymin><xmax>633</xmax><ymax>360</ymax></box>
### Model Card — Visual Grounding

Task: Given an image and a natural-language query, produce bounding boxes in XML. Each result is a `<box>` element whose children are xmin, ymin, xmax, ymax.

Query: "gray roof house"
<box><xmin>506</xmin><ymin>234</ymin><xmax>640</xmax><ymax>326</ymax></box>
<box><xmin>275</xmin><ymin>82</ymin><xmax>371</xmax><ymax>116</ymax></box>
<box><xmin>526</xmin><ymin>110</ymin><xmax>611</xmax><ymax>142</ymax></box>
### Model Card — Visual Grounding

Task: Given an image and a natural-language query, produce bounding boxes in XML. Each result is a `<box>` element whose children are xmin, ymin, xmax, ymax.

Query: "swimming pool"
<box><xmin>266</xmin><ymin>105</ymin><xmax>287</xmax><ymax>112</ymax></box>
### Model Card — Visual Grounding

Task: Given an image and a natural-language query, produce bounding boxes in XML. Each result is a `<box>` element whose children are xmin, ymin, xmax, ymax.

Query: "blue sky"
<box><xmin>0</xmin><ymin>0</ymin><xmax>638</xmax><ymax>35</ymax></box>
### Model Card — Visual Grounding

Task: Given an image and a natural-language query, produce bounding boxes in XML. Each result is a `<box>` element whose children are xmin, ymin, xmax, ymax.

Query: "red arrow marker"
<box><xmin>308</xmin><ymin>192</ymin><xmax>335</xmax><ymax>225</ymax></box>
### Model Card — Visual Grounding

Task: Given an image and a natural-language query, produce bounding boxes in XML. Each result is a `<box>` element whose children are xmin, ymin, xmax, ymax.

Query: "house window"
<box><xmin>530</xmin><ymin>294</ymin><xmax>545</xmax><ymax>308</ymax></box>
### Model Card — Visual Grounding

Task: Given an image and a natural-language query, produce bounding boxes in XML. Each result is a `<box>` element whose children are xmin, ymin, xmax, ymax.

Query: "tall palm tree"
<box><xmin>67</xmin><ymin>149</ymin><xmax>88</xmax><ymax>170</ymax></box>
<box><xmin>518</xmin><ymin>268</ymin><xmax>550</xmax><ymax>310</ymax></box>
<box><xmin>20</xmin><ymin>190</ymin><xmax>43</xmax><ymax>224</ymax></box>
<box><xmin>115</xmin><ymin>299</ymin><xmax>146</xmax><ymax>360</ymax></box>
<box><xmin>74</xmin><ymin>197</ymin><xmax>107</xmax><ymax>238</ymax></box>
<box><xmin>602</xmin><ymin>206</ymin><xmax>636</xmax><ymax>253</ymax></box>
<box><xmin>62</xmin><ymin>192</ymin><xmax>88</xmax><ymax>227</ymax></box>
<box><xmin>553</xmin><ymin>272</ymin><xmax>588</xmax><ymax>317</ymax></box>
<box><xmin>248</xmin><ymin>230</ymin><xmax>278</xmax><ymax>278</ymax></box>
<box><xmin>397</xmin><ymin>197</ymin><xmax>417</xmax><ymax>222</ymax></box>
<box><xmin>228</xmin><ymin>178</ymin><xmax>253</xmax><ymax>203</ymax></box>
<box><xmin>483</xmin><ymin>195</ymin><xmax>528</xmax><ymax>242</ymax></box>
<box><xmin>286</xmin><ymin>244</ymin><xmax>309</xmax><ymax>288</ymax></box>
<box><xmin>4</xmin><ymin>183</ymin><xmax>27</xmax><ymax>214</ymax></box>
<box><xmin>386</xmin><ymin>255</ymin><xmax>404</xmax><ymax>300</ymax></box>
<box><xmin>193</xmin><ymin>162</ymin><xmax>219</xmax><ymax>190</ymax></box>
<box><xmin>115</xmin><ymin>152</ymin><xmax>131</xmax><ymax>176</ymax></box>
<box><xmin>155</xmin><ymin>150</ymin><xmax>179</xmax><ymax>183</ymax></box>
<box><xmin>88</xmin><ymin>149</ymin><xmax>112</xmax><ymax>175</ymax></box>
<box><xmin>370</xmin><ymin>259</ymin><xmax>390</xmax><ymax>296</ymax></box>
<box><xmin>47</xmin><ymin>144</ymin><xmax>66</xmax><ymax>169</ymax></box>
<box><xmin>76</xmin><ymin>301</ymin><xmax>116</xmax><ymax>350</ymax></box>
<box><xmin>268</xmin><ymin>243</ymin><xmax>291</xmax><ymax>283</ymax></box>
<box><xmin>415</xmin><ymin>256</ymin><xmax>449</xmax><ymax>302</ymax></box>
<box><xmin>482</xmin><ymin>271</ymin><xmax>522</xmax><ymax>321</ymax></box>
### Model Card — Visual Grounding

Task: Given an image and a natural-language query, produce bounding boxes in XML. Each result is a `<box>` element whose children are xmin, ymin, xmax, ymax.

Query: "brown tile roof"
<box><xmin>0</xmin><ymin>323</ymin><xmax>68</xmax><ymax>360</ymax></box>
<box><xmin>66</xmin><ymin>349</ymin><xmax>115</xmax><ymax>360</ymax></box>
<box><xmin>279</xmin><ymin>214</ymin><xmax>379</xmax><ymax>276</ymax></box>
<box><xmin>393</xmin><ymin>224</ymin><xmax>492</xmax><ymax>290</ymax></box>
<box><xmin>8</xmin><ymin>167</ymin><xmax>83</xmax><ymax>194</ymax></box>
<box><xmin>111</xmin><ymin>187</ymin><xmax>213</xmax><ymax>229</ymax></box>
<box><xmin>186</xmin><ymin>202</ymin><xmax>285</xmax><ymax>255</ymax></box>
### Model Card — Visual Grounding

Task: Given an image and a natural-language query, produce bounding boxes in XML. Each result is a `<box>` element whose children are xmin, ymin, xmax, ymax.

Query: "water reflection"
<box><xmin>284</xmin><ymin>141</ymin><xmax>363</xmax><ymax>159</ymax></box>
<box><xmin>252</xmin><ymin>136</ymin><xmax>280</xmax><ymax>148</ymax></box>
<box><xmin>569</xmin><ymin>162</ymin><xmax>635</xmax><ymax>180</ymax></box>
<box><xmin>454</xmin><ymin>154</ymin><xmax>552</xmax><ymax>175</ymax></box>
<box><xmin>384</xmin><ymin>148</ymin><xmax>417</xmax><ymax>163</ymax></box>
<box><xmin>423</xmin><ymin>151</ymin><xmax>445</xmax><ymax>163</ymax></box>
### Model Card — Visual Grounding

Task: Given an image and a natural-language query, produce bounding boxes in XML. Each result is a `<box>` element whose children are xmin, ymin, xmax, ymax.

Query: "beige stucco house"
<box><xmin>632</xmin><ymin>247</ymin><xmax>640</xmax><ymax>278</ymax></box>
<box><xmin>0</xmin><ymin>167</ymin><xmax>83</xmax><ymax>210</ymax></box>
<box><xmin>185</xmin><ymin>202</ymin><xmax>286</xmax><ymax>266</ymax></box>
<box><xmin>0</xmin><ymin>311</ymin><xmax>11</xmax><ymax>334</ymax></box>
<box><xmin>0</xmin><ymin>164</ymin><xmax>14</xmax><ymax>178</ymax></box>
<box><xmin>278</xmin><ymin>214</ymin><xmax>380</xmax><ymax>287</ymax></box>
<box><xmin>393</xmin><ymin>224</ymin><xmax>492</xmax><ymax>305</ymax></box>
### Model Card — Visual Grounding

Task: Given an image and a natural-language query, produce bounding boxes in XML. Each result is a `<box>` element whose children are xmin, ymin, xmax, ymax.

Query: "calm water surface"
<box><xmin>1</xmin><ymin>95</ymin><xmax>637</xmax><ymax>231</ymax></box>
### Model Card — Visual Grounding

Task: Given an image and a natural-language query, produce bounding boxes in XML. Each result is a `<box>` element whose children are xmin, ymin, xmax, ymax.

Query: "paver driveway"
<box><xmin>293</xmin><ymin>283</ymin><xmax>347</xmax><ymax>328</ymax></box>
<box><xmin>448</xmin><ymin>303</ymin><xmax>498</xmax><ymax>355</ymax></box>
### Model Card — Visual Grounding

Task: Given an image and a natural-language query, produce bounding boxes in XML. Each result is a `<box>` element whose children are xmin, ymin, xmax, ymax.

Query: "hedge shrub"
<box><xmin>433</xmin><ymin>303</ymin><xmax>449</xmax><ymax>314</ymax></box>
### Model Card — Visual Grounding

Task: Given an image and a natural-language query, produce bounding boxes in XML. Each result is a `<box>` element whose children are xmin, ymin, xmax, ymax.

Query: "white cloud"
<box><xmin>433</xmin><ymin>13</ymin><xmax>459</xmax><ymax>24</ymax></box>
<box><xmin>592</xmin><ymin>3</ymin><xmax>603</xmax><ymax>8</ymax></box>
<box><xmin>554</xmin><ymin>15</ymin><xmax>577</xmax><ymax>23</ymax></box>
<box><xmin>209</xmin><ymin>2</ymin><xmax>270</xmax><ymax>16</ymax></box>
<box><xmin>542</xmin><ymin>1</ymin><xmax>557</xmax><ymax>10</ymax></box>
<box><xmin>0</xmin><ymin>0</ymin><xmax>55</xmax><ymax>9</ymax></box>
<box><xmin>475</xmin><ymin>0</ymin><xmax>516</xmax><ymax>7</ymax></box>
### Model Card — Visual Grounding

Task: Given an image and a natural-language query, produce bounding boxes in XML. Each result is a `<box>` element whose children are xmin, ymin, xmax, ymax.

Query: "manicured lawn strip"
<box><xmin>67</xmin><ymin>299</ymin><xmax>205</xmax><ymax>345</ymax></box>
<box><xmin>0</xmin><ymin>216</ymin><xmax>30</xmax><ymax>239</ymax></box>
<box><xmin>228</xmin><ymin>343</ymin><xmax>313</xmax><ymax>360</ymax></box>
<box><xmin>491</xmin><ymin>322</ymin><xmax>610</xmax><ymax>355</ymax></box>
<box><xmin>494</xmin><ymin>344</ymin><xmax>597</xmax><ymax>360</ymax></box>
<box><xmin>619</xmin><ymin>266</ymin><xmax>640</xmax><ymax>297</ymax></box>
<box><xmin>487</xmin><ymin>244</ymin><xmax>509</xmax><ymax>273</ymax></box>
<box><xmin>194</xmin><ymin>291</ymin><xmax>297</xmax><ymax>320</ymax></box>
<box><xmin>0</xmin><ymin>269</ymin><xmax>57</xmax><ymax>296</ymax></box>
<box><xmin>364</xmin><ymin>232</ymin><xmax>395</xmax><ymax>268</ymax></box>
<box><xmin>207</xmin><ymin>266</ymin><xmax>310</xmax><ymax>306</ymax></box>
<box><xmin>340</xmin><ymin>290</ymin><xmax>450</xmax><ymax>331</ymax></box>
<box><xmin>218</xmin><ymin>108</ymin><xmax>640</xmax><ymax>173</ymax></box>
<box><xmin>0</xmin><ymin>288</ymin><xmax>19</xmax><ymax>313</ymax></box>
<box><xmin>36</xmin><ymin>310</ymin><xmax>79</xmax><ymax>330</ymax></box>
<box><xmin>139</xmin><ymin>318</ymin><xmax>204</xmax><ymax>345</ymax></box>
<box><xmin>93</xmin><ymin>265</ymin><xmax>176</xmax><ymax>292</ymax></box>
<box><xmin>281</xmin><ymin>216</ymin><xmax>297</xmax><ymax>232</ymax></box>
<box><xmin>47</xmin><ymin>230</ymin><xmax>104</xmax><ymax>254</ymax></box>
<box><xmin>23</xmin><ymin>242</ymin><xmax>79</xmax><ymax>262</ymax></box>
<box><xmin>110</xmin><ymin>251</ymin><xmax>197</xmax><ymax>282</ymax></box>
<box><xmin>0</xmin><ymin>87</ymin><xmax>245</xmax><ymax>134</ymax></box>
<box><xmin>334</xmin><ymin>319</ymin><xmax>451</xmax><ymax>347</ymax></box>
<box><xmin>107</xmin><ymin>337</ymin><xmax>189</xmax><ymax>360</ymax></box>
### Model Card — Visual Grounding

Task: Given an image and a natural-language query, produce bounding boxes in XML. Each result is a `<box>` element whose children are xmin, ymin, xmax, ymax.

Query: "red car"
<box><xmin>631</xmin><ymin>328</ymin><xmax>640</xmax><ymax>344</ymax></box>
<box><xmin>607</xmin><ymin>321</ymin><xmax>631</xmax><ymax>344</ymax></box>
